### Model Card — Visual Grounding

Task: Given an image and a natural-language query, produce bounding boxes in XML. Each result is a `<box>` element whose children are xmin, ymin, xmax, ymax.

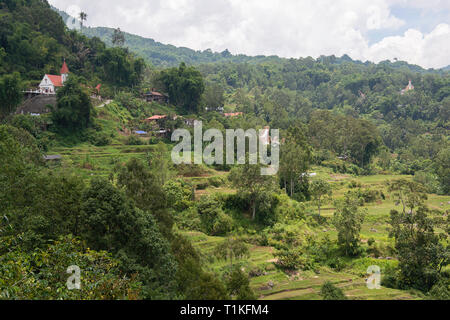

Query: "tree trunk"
<box><xmin>291</xmin><ymin>178</ymin><xmax>294</xmax><ymax>198</ymax></box>
<box><xmin>252</xmin><ymin>201</ymin><xmax>256</xmax><ymax>220</ymax></box>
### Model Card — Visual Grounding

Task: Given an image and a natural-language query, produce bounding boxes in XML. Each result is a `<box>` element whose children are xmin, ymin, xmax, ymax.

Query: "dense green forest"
<box><xmin>0</xmin><ymin>0</ymin><xmax>449</xmax><ymax>301</ymax></box>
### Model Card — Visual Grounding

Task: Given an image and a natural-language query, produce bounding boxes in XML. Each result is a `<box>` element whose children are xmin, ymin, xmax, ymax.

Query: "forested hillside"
<box><xmin>0</xmin><ymin>0</ymin><xmax>144</xmax><ymax>94</ymax></box>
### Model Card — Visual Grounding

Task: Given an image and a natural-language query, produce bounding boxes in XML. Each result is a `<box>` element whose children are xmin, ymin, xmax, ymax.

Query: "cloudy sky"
<box><xmin>48</xmin><ymin>0</ymin><xmax>450</xmax><ymax>69</ymax></box>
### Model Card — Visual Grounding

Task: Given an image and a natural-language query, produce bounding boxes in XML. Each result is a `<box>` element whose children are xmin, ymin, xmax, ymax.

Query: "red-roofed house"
<box><xmin>39</xmin><ymin>60</ymin><xmax>70</xmax><ymax>94</ymax></box>
<box><xmin>224</xmin><ymin>112</ymin><xmax>243</xmax><ymax>118</ymax></box>
<box><xmin>145</xmin><ymin>115</ymin><xmax>168</xmax><ymax>122</ymax></box>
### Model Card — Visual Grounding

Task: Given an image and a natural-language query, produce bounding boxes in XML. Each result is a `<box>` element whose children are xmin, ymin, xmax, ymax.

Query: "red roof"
<box><xmin>46</xmin><ymin>74</ymin><xmax>63</xmax><ymax>87</ymax></box>
<box><xmin>60</xmin><ymin>61</ymin><xmax>69</xmax><ymax>74</ymax></box>
<box><xmin>224</xmin><ymin>112</ymin><xmax>243</xmax><ymax>117</ymax></box>
<box><xmin>146</xmin><ymin>115</ymin><xmax>167</xmax><ymax>121</ymax></box>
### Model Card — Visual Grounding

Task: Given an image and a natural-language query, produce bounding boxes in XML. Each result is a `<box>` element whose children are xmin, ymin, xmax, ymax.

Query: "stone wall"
<box><xmin>16</xmin><ymin>94</ymin><xmax>57</xmax><ymax>115</ymax></box>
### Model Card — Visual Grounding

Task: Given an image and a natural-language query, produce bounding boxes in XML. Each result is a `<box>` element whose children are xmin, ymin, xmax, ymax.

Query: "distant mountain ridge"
<box><xmin>52</xmin><ymin>6</ymin><xmax>449</xmax><ymax>72</ymax></box>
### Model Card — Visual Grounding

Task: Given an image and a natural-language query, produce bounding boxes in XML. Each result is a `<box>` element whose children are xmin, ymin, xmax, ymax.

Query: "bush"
<box><xmin>413</xmin><ymin>171</ymin><xmax>440</xmax><ymax>194</ymax></box>
<box><xmin>348</xmin><ymin>180</ymin><xmax>362</xmax><ymax>189</ymax></box>
<box><xmin>274</xmin><ymin>248</ymin><xmax>314</xmax><ymax>271</ymax></box>
<box><xmin>174</xmin><ymin>208</ymin><xmax>202</xmax><ymax>231</ymax></box>
<box><xmin>126</xmin><ymin>135</ymin><xmax>144</xmax><ymax>145</ymax></box>
<box><xmin>381</xmin><ymin>266</ymin><xmax>400</xmax><ymax>289</ymax></box>
<box><xmin>225</xmin><ymin>268</ymin><xmax>256</xmax><ymax>300</ymax></box>
<box><xmin>163</xmin><ymin>179</ymin><xmax>194</xmax><ymax>212</ymax></box>
<box><xmin>428</xmin><ymin>278</ymin><xmax>450</xmax><ymax>300</ymax></box>
<box><xmin>320</xmin><ymin>281</ymin><xmax>347</xmax><ymax>300</ymax></box>
<box><xmin>197</xmin><ymin>196</ymin><xmax>233</xmax><ymax>236</ymax></box>
<box><xmin>209</xmin><ymin>176</ymin><xmax>226</xmax><ymax>188</ymax></box>
<box><xmin>89</xmin><ymin>132</ymin><xmax>111</xmax><ymax>146</ymax></box>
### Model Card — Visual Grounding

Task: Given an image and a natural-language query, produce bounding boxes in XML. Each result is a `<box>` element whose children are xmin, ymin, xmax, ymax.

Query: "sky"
<box><xmin>48</xmin><ymin>0</ymin><xmax>450</xmax><ymax>69</ymax></box>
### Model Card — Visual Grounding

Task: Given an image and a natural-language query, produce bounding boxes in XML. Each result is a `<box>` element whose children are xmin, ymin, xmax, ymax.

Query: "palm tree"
<box><xmin>79</xmin><ymin>12</ymin><xmax>87</xmax><ymax>29</ymax></box>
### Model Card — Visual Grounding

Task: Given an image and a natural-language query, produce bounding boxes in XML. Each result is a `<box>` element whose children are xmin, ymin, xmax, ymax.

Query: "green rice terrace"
<box><xmin>44</xmin><ymin>102</ymin><xmax>449</xmax><ymax>300</ymax></box>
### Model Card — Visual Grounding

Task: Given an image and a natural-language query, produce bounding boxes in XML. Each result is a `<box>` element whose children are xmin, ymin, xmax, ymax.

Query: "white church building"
<box><xmin>39</xmin><ymin>60</ymin><xmax>69</xmax><ymax>94</ymax></box>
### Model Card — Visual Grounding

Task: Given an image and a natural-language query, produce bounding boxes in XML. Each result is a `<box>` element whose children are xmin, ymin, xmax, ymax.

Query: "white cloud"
<box><xmin>366</xmin><ymin>24</ymin><xmax>450</xmax><ymax>68</ymax></box>
<box><xmin>48</xmin><ymin>0</ymin><xmax>450</xmax><ymax>68</ymax></box>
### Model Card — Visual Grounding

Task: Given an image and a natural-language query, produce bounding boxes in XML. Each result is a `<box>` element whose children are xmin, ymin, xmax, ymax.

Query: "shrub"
<box><xmin>320</xmin><ymin>281</ymin><xmax>347</xmax><ymax>300</ymax></box>
<box><xmin>225</xmin><ymin>268</ymin><xmax>256</xmax><ymax>300</ymax></box>
<box><xmin>197</xmin><ymin>196</ymin><xmax>233</xmax><ymax>236</ymax></box>
<box><xmin>126</xmin><ymin>135</ymin><xmax>144</xmax><ymax>145</ymax></box>
<box><xmin>209</xmin><ymin>176</ymin><xmax>226</xmax><ymax>188</ymax></box>
<box><xmin>413</xmin><ymin>171</ymin><xmax>440</xmax><ymax>194</ymax></box>
<box><xmin>274</xmin><ymin>248</ymin><xmax>314</xmax><ymax>271</ymax></box>
<box><xmin>174</xmin><ymin>208</ymin><xmax>202</xmax><ymax>231</ymax></box>
<box><xmin>428</xmin><ymin>279</ymin><xmax>450</xmax><ymax>300</ymax></box>
<box><xmin>163</xmin><ymin>179</ymin><xmax>194</xmax><ymax>212</ymax></box>
<box><xmin>89</xmin><ymin>132</ymin><xmax>111</xmax><ymax>146</ymax></box>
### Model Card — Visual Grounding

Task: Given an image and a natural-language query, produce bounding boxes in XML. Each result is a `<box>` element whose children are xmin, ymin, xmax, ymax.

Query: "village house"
<box><xmin>39</xmin><ymin>60</ymin><xmax>70</xmax><ymax>94</ymax></box>
<box><xmin>145</xmin><ymin>115</ymin><xmax>168</xmax><ymax>122</ymax></box>
<box><xmin>224</xmin><ymin>112</ymin><xmax>243</xmax><ymax>118</ymax></box>
<box><xmin>143</xmin><ymin>89</ymin><xmax>169</xmax><ymax>103</ymax></box>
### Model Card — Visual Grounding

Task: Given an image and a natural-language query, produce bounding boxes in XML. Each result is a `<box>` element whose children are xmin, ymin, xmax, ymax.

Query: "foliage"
<box><xmin>434</xmin><ymin>147</ymin><xmax>450</xmax><ymax>195</ymax></box>
<box><xmin>229</xmin><ymin>163</ymin><xmax>277</xmax><ymax>221</ymax></box>
<box><xmin>214</xmin><ymin>237</ymin><xmax>250</xmax><ymax>269</ymax></box>
<box><xmin>428</xmin><ymin>279</ymin><xmax>450</xmax><ymax>300</ymax></box>
<box><xmin>279</xmin><ymin>125</ymin><xmax>312</xmax><ymax>199</ymax></box>
<box><xmin>80</xmin><ymin>177</ymin><xmax>177</xmax><ymax>299</ymax></box>
<box><xmin>197</xmin><ymin>196</ymin><xmax>233</xmax><ymax>236</ymax></box>
<box><xmin>116</xmin><ymin>158</ymin><xmax>173</xmax><ymax>239</ymax></box>
<box><xmin>51</xmin><ymin>76</ymin><xmax>93</xmax><ymax>131</ymax></box>
<box><xmin>171</xmin><ymin>234</ymin><xmax>229</xmax><ymax>300</ymax></box>
<box><xmin>320</xmin><ymin>281</ymin><xmax>348</xmax><ymax>300</ymax></box>
<box><xmin>389</xmin><ymin>204</ymin><xmax>448</xmax><ymax>292</ymax></box>
<box><xmin>274</xmin><ymin>248</ymin><xmax>314</xmax><ymax>271</ymax></box>
<box><xmin>159</xmin><ymin>62</ymin><xmax>205</xmax><ymax>113</ymax></box>
<box><xmin>310</xmin><ymin>179</ymin><xmax>332</xmax><ymax>216</ymax></box>
<box><xmin>0</xmin><ymin>236</ymin><xmax>142</xmax><ymax>300</ymax></box>
<box><xmin>332</xmin><ymin>194</ymin><xmax>367</xmax><ymax>256</ymax></box>
<box><xmin>225</xmin><ymin>267</ymin><xmax>256</xmax><ymax>300</ymax></box>
<box><xmin>0</xmin><ymin>72</ymin><xmax>22</xmax><ymax>119</ymax></box>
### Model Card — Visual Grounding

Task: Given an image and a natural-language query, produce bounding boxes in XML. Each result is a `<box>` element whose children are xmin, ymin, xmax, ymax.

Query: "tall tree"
<box><xmin>80</xmin><ymin>177</ymin><xmax>177</xmax><ymax>299</ymax></box>
<box><xmin>79</xmin><ymin>12</ymin><xmax>87</xmax><ymax>29</ymax></box>
<box><xmin>159</xmin><ymin>62</ymin><xmax>205</xmax><ymax>113</ymax></box>
<box><xmin>332</xmin><ymin>194</ymin><xmax>366</xmax><ymax>256</ymax></box>
<box><xmin>310</xmin><ymin>179</ymin><xmax>332</xmax><ymax>216</ymax></box>
<box><xmin>51</xmin><ymin>76</ymin><xmax>92</xmax><ymax>131</ymax></box>
<box><xmin>229</xmin><ymin>162</ymin><xmax>277</xmax><ymax>221</ymax></box>
<box><xmin>112</xmin><ymin>28</ymin><xmax>125</xmax><ymax>47</ymax></box>
<box><xmin>279</xmin><ymin>126</ymin><xmax>312</xmax><ymax>198</ymax></box>
<box><xmin>389</xmin><ymin>204</ymin><xmax>448</xmax><ymax>291</ymax></box>
<box><xmin>116</xmin><ymin>158</ymin><xmax>173</xmax><ymax>239</ymax></box>
<box><xmin>0</xmin><ymin>73</ymin><xmax>22</xmax><ymax>119</ymax></box>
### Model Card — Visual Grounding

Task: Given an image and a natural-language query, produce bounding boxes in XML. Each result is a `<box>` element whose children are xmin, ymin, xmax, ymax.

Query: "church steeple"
<box><xmin>60</xmin><ymin>59</ymin><xmax>69</xmax><ymax>84</ymax></box>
